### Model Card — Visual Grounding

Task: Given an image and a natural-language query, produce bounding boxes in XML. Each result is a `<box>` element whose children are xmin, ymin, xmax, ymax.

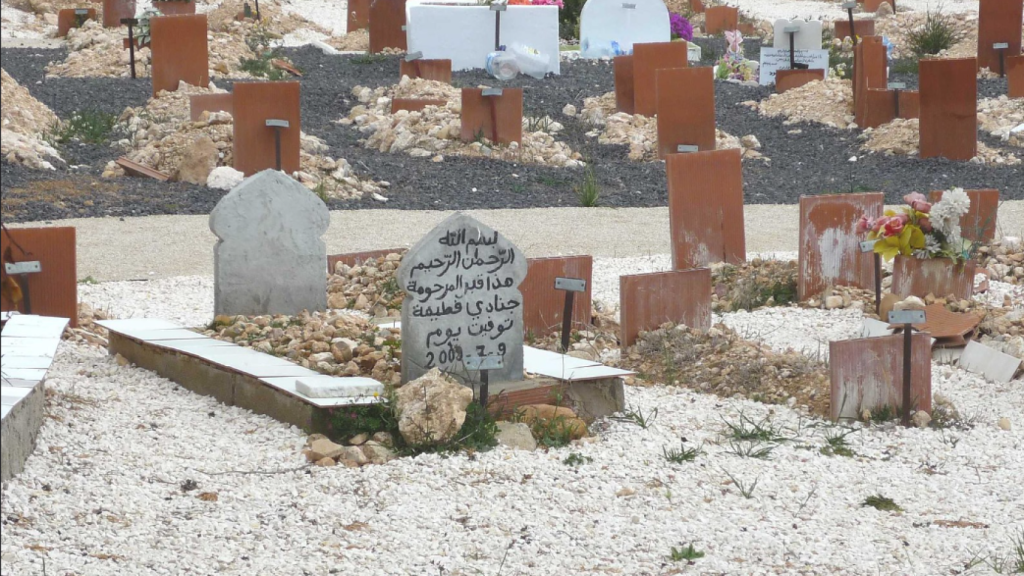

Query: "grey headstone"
<box><xmin>397</xmin><ymin>213</ymin><xmax>527</xmax><ymax>385</ymax></box>
<box><xmin>210</xmin><ymin>170</ymin><xmax>329</xmax><ymax>317</ymax></box>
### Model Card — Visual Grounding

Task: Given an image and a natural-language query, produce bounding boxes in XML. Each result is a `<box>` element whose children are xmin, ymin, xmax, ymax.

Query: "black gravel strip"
<box><xmin>2</xmin><ymin>45</ymin><xmax>1021</xmax><ymax>222</ymax></box>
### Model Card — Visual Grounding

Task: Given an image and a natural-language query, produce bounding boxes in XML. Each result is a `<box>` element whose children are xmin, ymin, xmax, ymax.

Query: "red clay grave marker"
<box><xmin>57</xmin><ymin>8</ymin><xmax>96</xmax><ymax>37</ymax></box>
<box><xmin>1008</xmin><ymin>55</ymin><xmax>1024</xmax><ymax>98</ymax></box>
<box><xmin>369</xmin><ymin>0</ymin><xmax>408</xmax><ymax>54</ymax></box>
<box><xmin>150</xmin><ymin>14</ymin><xmax>209</xmax><ymax>97</ymax></box>
<box><xmin>833</xmin><ymin>19</ymin><xmax>874</xmax><ymax>40</ymax></box>
<box><xmin>102</xmin><ymin>0</ymin><xmax>135</xmax><ymax>28</ymax></box>
<box><xmin>919</xmin><ymin>57</ymin><xmax>977</xmax><ymax>161</ymax></box>
<box><xmin>619</xmin><ymin>268</ymin><xmax>711</xmax><ymax>348</ymax></box>
<box><xmin>232</xmin><ymin>81</ymin><xmax>302</xmax><ymax>176</ymax></box>
<box><xmin>977</xmin><ymin>0</ymin><xmax>1023</xmax><ymax>75</ymax></box>
<box><xmin>853</xmin><ymin>36</ymin><xmax>887</xmax><ymax>122</ymax></box>
<box><xmin>666</xmin><ymin>148</ymin><xmax>745</xmax><ymax>270</ymax></box>
<box><xmin>704</xmin><ymin>6</ymin><xmax>738</xmax><ymax>35</ymax></box>
<box><xmin>1</xmin><ymin>227</ymin><xmax>78</xmax><ymax>327</ymax></box>
<box><xmin>613</xmin><ymin>55</ymin><xmax>635</xmax><ymax>114</ymax></box>
<box><xmin>829</xmin><ymin>333</ymin><xmax>931</xmax><ymax>421</ymax></box>
<box><xmin>656</xmin><ymin>66</ymin><xmax>715</xmax><ymax>158</ymax></box>
<box><xmin>521</xmin><ymin>256</ymin><xmax>594</xmax><ymax>337</ymax></box>
<box><xmin>632</xmin><ymin>41</ymin><xmax>689</xmax><ymax>117</ymax></box>
<box><xmin>797</xmin><ymin>192</ymin><xmax>884</xmax><ymax>300</ymax></box>
<box><xmin>152</xmin><ymin>0</ymin><xmax>196</xmax><ymax>15</ymax></box>
<box><xmin>460</xmin><ymin>87</ymin><xmax>523</xmax><ymax>145</ymax></box>
<box><xmin>399</xmin><ymin>58</ymin><xmax>452</xmax><ymax>83</ymax></box>
<box><xmin>348</xmin><ymin>0</ymin><xmax>371</xmax><ymax>32</ymax></box>
<box><xmin>928</xmin><ymin>188</ymin><xmax>999</xmax><ymax>242</ymax></box>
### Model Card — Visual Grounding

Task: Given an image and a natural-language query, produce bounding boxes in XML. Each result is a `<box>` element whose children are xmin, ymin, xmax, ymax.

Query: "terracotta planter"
<box><xmin>153</xmin><ymin>0</ymin><xmax>196</xmax><ymax>15</ymax></box>
<box><xmin>891</xmin><ymin>256</ymin><xmax>976</xmax><ymax>300</ymax></box>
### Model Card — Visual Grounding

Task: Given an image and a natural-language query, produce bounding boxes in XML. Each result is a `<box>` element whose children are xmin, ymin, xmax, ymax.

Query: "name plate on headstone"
<box><xmin>4</xmin><ymin>261</ymin><xmax>41</xmax><ymax>275</ymax></box>
<box><xmin>481</xmin><ymin>88</ymin><xmax>504</xmax><ymax>97</ymax></box>
<box><xmin>758</xmin><ymin>48</ymin><xmax>829</xmax><ymax>85</ymax></box>
<box><xmin>397</xmin><ymin>213</ymin><xmax>528</xmax><ymax>384</ymax></box>
<box><xmin>841</xmin><ymin>1</ymin><xmax>856</xmax><ymax>9</ymax></box>
<box><xmin>405</xmin><ymin>51</ymin><xmax>424</xmax><ymax>61</ymax></box>
<box><xmin>74</xmin><ymin>8</ymin><xmax>89</xmax><ymax>15</ymax></box>
<box><xmin>554</xmin><ymin>277</ymin><xmax>587</xmax><ymax>292</ymax></box>
<box><xmin>859</xmin><ymin>240</ymin><xmax>877</xmax><ymax>253</ymax></box>
<box><xmin>622</xmin><ymin>3</ymin><xmax>637</xmax><ymax>8</ymax></box>
<box><xmin>993</xmin><ymin>43</ymin><xmax>1010</xmax><ymax>50</ymax></box>
<box><xmin>463</xmin><ymin>355</ymin><xmax>505</xmax><ymax>371</ymax></box>
<box><xmin>676</xmin><ymin>144</ymin><xmax>699</xmax><ymax>153</ymax></box>
<box><xmin>265</xmin><ymin>119</ymin><xmax>290</xmax><ymax>128</ymax></box>
<box><xmin>490</xmin><ymin>3</ymin><xmax>507</xmax><ymax>11</ymax></box>
<box><xmin>888</xmin><ymin>310</ymin><xmax>926</xmax><ymax>324</ymax></box>
<box><xmin>887</xmin><ymin>82</ymin><xmax>907</xmax><ymax>90</ymax></box>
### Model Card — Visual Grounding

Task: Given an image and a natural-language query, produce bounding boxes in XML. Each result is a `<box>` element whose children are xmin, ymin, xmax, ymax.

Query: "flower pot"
<box><xmin>152</xmin><ymin>0</ymin><xmax>195</xmax><ymax>15</ymax></box>
<box><xmin>891</xmin><ymin>256</ymin><xmax>976</xmax><ymax>301</ymax></box>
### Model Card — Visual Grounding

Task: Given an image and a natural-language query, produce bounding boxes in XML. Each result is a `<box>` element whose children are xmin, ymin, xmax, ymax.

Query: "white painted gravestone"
<box><xmin>579</xmin><ymin>0</ymin><xmax>670</xmax><ymax>58</ymax></box>
<box><xmin>760</xmin><ymin>19</ymin><xmax>828</xmax><ymax>85</ymax></box>
<box><xmin>397</xmin><ymin>213</ymin><xmax>528</xmax><ymax>385</ymax></box>
<box><xmin>210</xmin><ymin>170</ymin><xmax>330</xmax><ymax>316</ymax></box>
<box><xmin>772</xmin><ymin>19</ymin><xmax>822</xmax><ymax>50</ymax></box>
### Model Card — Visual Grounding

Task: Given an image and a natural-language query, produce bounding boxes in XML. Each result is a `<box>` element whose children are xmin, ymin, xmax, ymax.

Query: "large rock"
<box><xmin>496</xmin><ymin>422</ymin><xmax>537</xmax><ymax>451</ymax></box>
<box><xmin>176</xmin><ymin>135</ymin><xmax>219</xmax><ymax>184</ymax></box>
<box><xmin>517</xmin><ymin>404</ymin><xmax>588</xmax><ymax>440</ymax></box>
<box><xmin>395</xmin><ymin>368</ymin><xmax>474</xmax><ymax>446</ymax></box>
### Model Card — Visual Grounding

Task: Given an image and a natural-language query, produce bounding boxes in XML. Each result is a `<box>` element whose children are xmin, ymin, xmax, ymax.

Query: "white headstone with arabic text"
<box><xmin>772</xmin><ymin>19</ymin><xmax>823</xmax><ymax>50</ymax></box>
<box><xmin>397</xmin><ymin>213</ymin><xmax>528</xmax><ymax>384</ymax></box>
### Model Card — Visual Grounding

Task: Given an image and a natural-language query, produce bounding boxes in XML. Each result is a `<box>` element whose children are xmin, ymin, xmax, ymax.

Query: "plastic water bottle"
<box><xmin>486</xmin><ymin>51</ymin><xmax>519</xmax><ymax>81</ymax></box>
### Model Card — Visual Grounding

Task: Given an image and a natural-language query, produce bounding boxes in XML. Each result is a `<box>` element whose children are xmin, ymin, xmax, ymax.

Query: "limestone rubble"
<box><xmin>0</xmin><ymin>68</ymin><xmax>64</xmax><ymax>170</ymax></box>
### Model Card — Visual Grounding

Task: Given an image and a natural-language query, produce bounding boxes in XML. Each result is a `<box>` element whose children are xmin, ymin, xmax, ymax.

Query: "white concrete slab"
<box><xmin>0</xmin><ymin>356</ymin><xmax>56</xmax><ymax>369</ymax></box>
<box><xmin>153</xmin><ymin>339</ymin><xmax>238</xmax><ymax>355</ymax></box>
<box><xmin>1</xmin><ymin>387</ymin><xmax>32</xmax><ymax>406</ymax></box>
<box><xmin>0</xmin><ymin>405</ymin><xmax>10</xmax><ymax>421</ymax></box>
<box><xmin>296</xmin><ymin>376</ymin><xmax>384</xmax><ymax>399</ymax></box>
<box><xmin>959</xmin><ymin>341</ymin><xmax>1022</xmax><ymax>383</ymax></box>
<box><xmin>861</xmin><ymin>319</ymin><xmax>894</xmax><ymax>338</ymax></box>
<box><xmin>523</xmin><ymin>345</ymin><xmax>634</xmax><ymax>381</ymax></box>
<box><xmin>95</xmin><ymin>318</ymin><xmax>183</xmax><ymax>332</ymax></box>
<box><xmin>1</xmin><ymin>316</ymin><xmax>70</xmax><ymax>338</ymax></box>
<box><xmin>260</xmin><ymin>377</ymin><xmax>383</xmax><ymax>407</ymax></box>
<box><xmin>0</xmin><ymin>368</ymin><xmax>48</xmax><ymax>381</ymax></box>
<box><xmin>129</xmin><ymin>329</ymin><xmax>208</xmax><ymax>342</ymax></box>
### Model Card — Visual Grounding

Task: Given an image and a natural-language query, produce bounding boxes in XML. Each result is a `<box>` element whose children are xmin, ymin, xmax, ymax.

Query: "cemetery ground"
<box><xmin>2</xmin><ymin>0</ymin><xmax>1024</xmax><ymax>575</ymax></box>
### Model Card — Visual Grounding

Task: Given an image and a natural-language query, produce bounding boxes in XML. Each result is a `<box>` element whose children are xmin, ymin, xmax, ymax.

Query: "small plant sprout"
<box><xmin>562</xmin><ymin>452</ymin><xmax>592</xmax><ymax>467</ymax></box>
<box><xmin>610</xmin><ymin>405</ymin><xmax>658</xmax><ymax>429</ymax></box>
<box><xmin>663</xmin><ymin>438</ymin><xmax>703</xmax><ymax>464</ymax></box>
<box><xmin>668</xmin><ymin>543</ymin><xmax>705</xmax><ymax>562</ymax></box>
<box><xmin>862</xmin><ymin>495</ymin><xmax>902</xmax><ymax>512</ymax></box>
<box><xmin>723</xmin><ymin>470</ymin><xmax>759</xmax><ymax>499</ymax></box>
<box><xmin>574</xmin><ymin>164</ymin><xmax>600</xmax><ymax>207</ymax></box>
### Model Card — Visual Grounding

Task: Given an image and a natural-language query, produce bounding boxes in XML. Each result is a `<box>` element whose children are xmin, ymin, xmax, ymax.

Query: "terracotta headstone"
<box><xmin>396</xmin><ymin>213</ymin><xmax>528</xmax><ymax>384</ymax></box>
<box><xmin>619</xmin><ymin>268</ymin><xmax>711</xmax><ymax>348</ymax></box>
<box><xmin>210</xmin><ymin>171</ymin><xmax>329</xmax><ymax>317</ymax></box>
<box><xmin>149</xmin><ymin>14</ymin><xmax>209</xmax><ymax>97</ymax></box>
<box><xmin>613</xmin><ymin>55</ymin><xmax>635</xmax><ymax>114</ymax></box>
<box><xmin>102</xmin><ymin>0</ymin><xmax>135</xmax><ymax>28</ymax></box>
<box><xmin>704</xmin><ymin>6</ymin><xmax>738</xmax><ymax>35</ymax></box>
<box><xmin>57</xmin><ymin>8</ymin><xmax>96</xmax><ymax>37</ymax></box>
<box><xmin>833</xmin><ymin>19</ymin><xmax>875</xmax><ymax>40</ymax></box>
<box><xmin>0</xmin><ymin>227</ymin><xmax>78</xmax><ymax>327</ymax></box>
<box><xmin>919</xmin><ymin>58</ymin><xmax>977</xmax><ymax>161</ymax></box>
<box><xmin>460</xmin><ymin>88</ymin><xmax>523</xmax><ymax>145</ymax></box>
<box><xmin>928</xmin><ymin>188</ymin><xmax>999</xmax><ymax>242</ymax></box>
<box><xmin>977</xmin><ymin>0</ymin><xmax>1023</xmax><ymax>74</ymax></box>
<box><xmin>862</xmin><ymin>0</ymin><xmax>895</xmax><ymax>12</ymax></box>
<box><xmin>1008</xmin><ymin>55</ymin><xmax>1024</xmax><ymax>98</ymax></box>
<box><xmin>666</xmin><ymin>149</ymin><xmax>745</xmax><ymax>269</ymax></box>
<box><xmin>891</xmin><ymin>257</ymin><xmax>976</xmax><ymax>300</ymax></box>
<box><xmin>829</xmin><ymin>333</ymin><xmax>931</xmax><ymax>421</ymax></box>
<box><xmin>853</xmin><ymin>36</ymin><xmax>887</xmax><ymax>122</ymax></box>
<box><xmin>232</xmin><ymin>81</ymin><xmax>301</xmax><ymax>176</ymax></box>
<box><xmin>399</xmin><ymin>59</ymin><xmax>453</xmax><ymax>83</ymax></box>
<box><xmin>189</xmin><ymin>93</ymin><xmax>233</xmax><ymax>122</ymax></box>
<box><xmin>348</xmin><ymin>0</ymin><xmax>371</xmax><ymax>32</ymax></box>
<box><xmin>632</xmin><ymin>41</ymin><xmax>688</xmax><ymax>117</ymax></box>
<box><xmin>153</xmin><ymin>0</ymin><xmax>196</xmax><ymax>15</ymax></box>
<box><xmin>775</xmin><ymin>69</ymin><xmax>825</xmax><ymax>93</ymax></box>
<box><xmin>369</xmin><ymin>0</ymin><xmax>408</xmax><ymax>54</ymax></box>
<box><xmin>521</xmin><ymin>256</ymin><xmax>593</xmax><ymax>337</ymax></box>
<box><xmin>797</xmin><ymin>192</ymin><xmax>884</xmax><ymax>300</ymax></box>
<box><xmin>656</xmin><ymin>66</ymin><xmax>715</xmax><ymax>157</ymax></box>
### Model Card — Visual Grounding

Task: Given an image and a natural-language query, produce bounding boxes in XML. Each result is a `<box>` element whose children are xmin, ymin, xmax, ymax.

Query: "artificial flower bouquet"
<box><xmin>857</xmin><ymin>188</ymin><xmax>973</xmax><ymax>263</ymax></box>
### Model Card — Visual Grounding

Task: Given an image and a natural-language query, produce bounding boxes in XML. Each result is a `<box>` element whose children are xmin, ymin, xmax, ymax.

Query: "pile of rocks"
<box><xmin>978</xmin><ymin>97</ymin><xmax>1024</xmax><ymax>148</ymax></box>
<box><xmin>861</xmin><ymin>118</ymin><xmax>1021</xmax><ymax>166</ymax></box>
<box><xmin>580</xmin><ymin>92</ymin><xmax>759</xmax><ymax>162</ymax></box>
<box><xmin>329</xmin><ymin>29</ymin><xmax>369</xmax><ymax>52</ymax></box>
<box><xmin>206</xmin><ymin>0</ymin><xmax>330</xmax><ymax>37</ymax></box>
<box><xmin>65</xmin><ymin>302</ymin><xmax>111</xmax><ymax>347</ymax></box>
<box><xmin>45</xmin><ymin>20</ymin><xmax>254</xmax><ymax>79</ymax></box>
<box><xmin>343</xmin><ymin>77</ymin><xmax>585</xmax><ymax>167</ymax></box>
<box><xmin>205</xmin><ymin>310</ymin><xmax>402</xmax><ymax>386</ymax></box>
<box><xmin>711</xmin><ymin>259</ymin><xmax>798</xmax><ymax>312</ymax></box>
<box><xmin>0</xmin><ymin>68</ymin><xmax>64</xmax><ymax>170</ymax></box>
<box><xmin>873</xmin><ymin>11</ymin><xmax>977</xmax><ymax>62</ymax></box>
<box><xmin>747</xmin><ymin>77</ymin><xmax>854</xmax><ymax>129</ymax></box>
<box><xmin>327</xmin><ymin>251</ymin><xmax>406</xmax><ymax>314</ymax></box>
<box><xmin>106</xmin><ymin>82</ymin><xmax>381</xmax><ymax>199</ymax></box>
<box><xmin>304</xmin><ymin>433</ymin><xmax>396</xmax><ymax>467</ymax></box>
<box><xmin>620</xmin><ymin>323</ymin><xmax>831</xmax><ymax>416</ymax></box>
<box><xmin>977</xmin><ymin>238</ymin><xmax>1024</xmax><ymax>285</ymax></box>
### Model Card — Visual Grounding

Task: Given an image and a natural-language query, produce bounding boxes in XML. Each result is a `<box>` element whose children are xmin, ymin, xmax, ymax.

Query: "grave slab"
<box><xmin>210</xmin><ymin>170</ymin><xmax>329</xmax><ymax>317</ymax></box>
<box><xmin>459</xmin><ymin>87</ymin><xmax>523</xmax><ymax>145</ymax></box>
<box><xmin>891</xmin><ymin>256</ymin><xmax>976</xmax><ymax>300</ymax></box>
<box><xmin>613</xmin><ymin>55</ymin><xmax>635</xmax><ymax>114</ymax></box>
<box><xmin>57</xmin><ymin>8</ymin><xmax>96</xmax><ymax>37</ymax></box>
<box><xmin>348</xmin><ymin>0</ymin><xmax>371</xmax><ymax>31</ymax></box>
<box><xmin>1009</xmin><ymin>55</ymin><xmax>1024</xmax><ymax>97</ymax></box>
<box><xmin>579</xmin><ymin>0</ymin><xmax>670</xmax><ymax>58</ymax></box>
<box><xmin>232</xmin><ymin>81</ymin><xmax>301</xmax><ymax>176</ymax></box>
<box><xmin>150</xmin><ymin>14</ymin><xmax>209</xmax><ymax>97</ymax></box>
<box><xmin>633</xmin><ymin>41</ymin><xmax>688</xmax><ymax>117</ymax></box>
<box><xmin>862</xmin><ymin>0</ymin><xmax>895</xmax><ymax>12</ymax></box>
<box><xmin>521</xmin><ymin>255</ymin><xmax>593</xmax><ymax>337</ymax></box>
<box><xmin>919</xmin><ymin>57</ymin><xmax>978</xmax><ymax>161</ymax></box>
<box><xmin>959</xmin><ymin>340</ymin><xmax>1022</xmax><ymax>383</ymax></box>
<box><xmin>977</xmin><ymin>0</ymin><xmax>1023</xmax><ymax>74</ymax></box>
<box><xmin>666</xmin><ymin>148</ymin><xmax>745</xmax><ymax>269</ymax></box>
<box><xmin>704</xmin><ymin>6</ymin><xmax>738</xmax><ymax>35</ymax></box>
<box><xmin>189</xmin><ymin>93</ymin><xmax>234</xmax><ymax>122</ymax></box>
<box><xmin>399</xmin><ymin>59</ymin><xmax>453</xmax><ymax>83</ymax></box>
<box><xmin>829</xmin><ymin>333</ymin><xmax>931</xmax><ymax>421</ymax></box>
<box><xmin>619</xmin><ymin>268</ymin><xmax>711</xmax><ymax>348</ymax></box>
<box><xmin>397</xmin><ymin>213</ymin><xmax>528</xmax><ymax>384</ymax></box>
<box><xmin>656</xmin><ymin>66</ymin><xmax>715</xmax><ymax>158</ymax></box>
<box><xmin>797</xmin><ymin>192</ymin><xmax>884</xmax><ymax>300</ymax></box>
<box><xmin>0</xmin><ymin>227</ymin><xmax>78</xmax><ymax>327</ymax></box>
<box><xmin>833</xmin><ymin>19</ymin><xmax>874</xmax><ymax>40</ymax></box>
<box><xmin>928</xmin><ymin>188</ymin><xmax>999</xmax><ymax>242</ymax></box>
<box><xmin>391</xmin><ymin>98</ymin><xmax>447</xmax><ymax>114</ymax></box>
<box><xmin>370</xmin><ymin>0</ymin><xmax>408</xmax><ymax>54</ymax></box>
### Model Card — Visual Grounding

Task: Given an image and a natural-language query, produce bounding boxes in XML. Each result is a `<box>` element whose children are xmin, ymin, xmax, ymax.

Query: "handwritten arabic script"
<box><xmin>397</xmin><ymin>214</ymin><xmax>528</xmax><ymax>384</ymax></box>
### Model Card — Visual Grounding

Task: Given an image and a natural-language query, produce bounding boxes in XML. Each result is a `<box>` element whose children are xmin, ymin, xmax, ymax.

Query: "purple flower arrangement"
<box><xmin>669</xmin><ymin>13</ymin><xmax>693</xmax><ymax>41</ymax></box>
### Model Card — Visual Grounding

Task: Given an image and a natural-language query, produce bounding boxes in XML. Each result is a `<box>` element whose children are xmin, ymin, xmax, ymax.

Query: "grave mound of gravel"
<box><xmin>1</xmin><ymin>68</ymin><xmax>64</xmax><ymax>170</ymax></box>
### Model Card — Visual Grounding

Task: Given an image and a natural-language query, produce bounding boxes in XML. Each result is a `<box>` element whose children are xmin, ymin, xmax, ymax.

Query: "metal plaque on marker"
<box><xmin>464</xmin><ymin>355</ymin><xmax>504</xmax><ymax>371</ymax></box>
<box><xmin>4</xmin><ymin>261</ymin><xmax>41</xmax><ymax>275</ymax></box>
<box><xmin>490</xmin><ymin>3</ymin><xmax>507</xmax><ymax>11</ymax></box>
<box><xmin>481</xmin><ymin>88</ymin><xmax>504</xmax><ymax>97</ymax></box>
<box><xmin>841</xmin><ymin>1</ymin><xmax>857</xmax><ymax>8</ymax></box>
<box><xmin>887</xmin><ymin>82</ymin><xmax>907</xmax><ymax>90</ymax></box>
<box><xmin>265</xmin><ymin>119</ymin><xmax>290</xmax><ymax>128</ymax></box>
<box><xmin>554</xmin><ymin>277</ymin><xmax>587</xmax><ymax>292</ymax></box>
<box><xmin>621</xmin><ymin>3</ymin><xmax>636</xmax><ymax>8</ymax></box>
<box><xmin>74</xmin><ymin>8</ymin><xmax>88</xmax><ymax>14</ymax></box>
<box><xmin>859</xmin><ymin>240</ymin><xmax>876</xmax><ymax>253</ymax></box>
<box><xmin>993</xmin><ymin>43</ymin><xmax>1010</xmax><ymax>50</ymax></box>
<box><xmin>405</xmin><ymin>51</ymin><xmax>424</xmax><ymax>61</ymax></box>
<box><xmin>676</xmin><ymin>144</ymin><xmax>699</xmax><ymax>153</ymax></box>
<box><xmin>783</xmin><ymin>25</ymin><xmax>801</xmax><ymax>33</ymax></box>
<box><xmin>888</xmin><ymin>310</ymin><xmax>926</xmax><ymax>324</ymax></box>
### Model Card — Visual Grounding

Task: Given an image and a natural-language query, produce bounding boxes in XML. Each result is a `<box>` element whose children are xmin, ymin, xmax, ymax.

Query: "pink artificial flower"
<box><xmin>903</xmin><ymin>192</ymin><xmax>932</xmax><ymax>213</ymax></box>
<box><xmin>872</xmin><ymin>216</ymin><xmax>889</xmax><ymax>233</ymax></box>
<box><xmin>856</xmin><ymin>214</ymin><xmax>875</xmax><ymax>234</ymax></box>
<box><xmin>918</xmin><ymin>216</ymin><xmax>932</xmax><ymax>232</ymax></box>
<box><xmin>883</xmin><ymin>217</ymin><xmax>905</xmax><ymax>236</ymax></box>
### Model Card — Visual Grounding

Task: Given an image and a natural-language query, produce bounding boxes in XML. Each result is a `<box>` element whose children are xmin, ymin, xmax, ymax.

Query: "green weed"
<box><xmin>563</xmin><ymin>452</ymin><xmax>593</xmax><ymax>466</ymax></box>
<box><xmin>574</xmin><ymin>164</ymin><xmax>601</xmax><ymax>208</ymax></box>
<box><xmin>862</xmin><ymin>494</ymin><xmax>902</xmax><ymax>512</ymax></box>
<box><xmin>668</xmin><ymin>543</ymin><xmax>705</xmax><ymax>562</ymax></box>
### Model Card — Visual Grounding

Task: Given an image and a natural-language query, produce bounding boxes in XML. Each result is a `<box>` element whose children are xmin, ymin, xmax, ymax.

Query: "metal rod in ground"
<box><xmin>560</xmin><ymin>291</ymin><xmax>576</xmax><ymax>353</ymax></box>
<box><xmin>479</xmin><ymin>370</ymin><xmax>489</xmax><ymax>408</ymax></box>
<box><xmin>123</xmin><ymin>19</ymin><xmax>137</xmax><ymax>79</ymax></box>
<box><xmin>893</xmin><ymin>88</ymin><xmax>900</xmax><ymax>118</ymax></box>
<box><xmin>901</xmin><ymin>324</ymin><xmax>912</xmax><ymax>426</ymax></box>
<box><xmin>18</xmin><ymin>275</ymin><xmax>32</xmax><ymax>315</ymax></box>
<box><xmin>274</xmin><ymin>128</ymin><xmax>282</xmax><ymax>171</ymax></box>
<box><xmin>255</xmin><ymin>0</ymin><xmax>261</xmax><ymax>21</ymax></box>
<box><xmin>1000</xmin><ymin>49</ymin><xmax>1006</xmax><ymax>78</ymax></box>
<box><xmin>494</xmin><ymin>11</ymin><xmax>500</xmax><ymax>51</ymax></box>
<box><xmin>847</xmin><ymin>7</ymin><xmax>857</xmax><ymax>46</ymax></box>
<box><xmin>874</xmin><ymin>254</ymin><xmax>881</xmax><ymax>315</ymax></box>
<box><xmin>789</xmin><ymin>32</ymin><xmax>796</xmax><ymax>69</ymax></box>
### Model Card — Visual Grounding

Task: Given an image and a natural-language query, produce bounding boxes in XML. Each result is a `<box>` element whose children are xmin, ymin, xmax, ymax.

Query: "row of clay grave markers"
<box><xmin>0</xmin><ymin>227</ymin><xmax>78</xmax><ymax>327</ymax></box>
<box><xmin>854</xmin><ymin>36</ymin><xmax>920</xmax><ymax>129</ymax></box>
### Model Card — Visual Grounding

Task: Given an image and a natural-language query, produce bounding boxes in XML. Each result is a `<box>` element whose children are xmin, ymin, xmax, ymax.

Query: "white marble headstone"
<box><xmin>210</xmin><ymin>170</ymin><xmax>330</xmax><ymax>317</ymax></box>
<box><xmin>397</xmin><ymin>213</ymin><xmax>528</xmax><ymax>385</ymax></box>
<box><xmin>579</xmin><ymin>0</ymin><xmax>670</xmax><ymax>58</ymax></box>
<box><xmin>772</xmin><ymin>19</ymin><xmax>823</xmax><ymax>51</ymax></box>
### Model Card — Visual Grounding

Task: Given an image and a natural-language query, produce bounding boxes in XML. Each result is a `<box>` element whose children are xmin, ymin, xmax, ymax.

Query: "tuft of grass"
<box><xmin>723</xmin><ymin>470</ymin><xmax>759</xmax><ymax>499</ymax></box>
<box><xmin>574</xmin><ymin>164</ymin><xmax>601</xmax><ymax>207</ymax></box>
<box><xmin>668</xmin><ymin>543</ymin><xmax>705</xmax><ymax>562</ymax></box>
<box><xmin>819</xmin><ymin>427</ymin><xmax>857</xmax><ymax>458</ymax></box>
<box><xmin>726</xmin><ymin>440</ymin><xmax>776</xmax><ymax>460</ymax></box>
<box><xmin>722</xmin><ymin>412</ymin><xmax>789</xmax><ymax>443</ymax></box>
<box><xmin>352</xmin><ymin>53</ymin><xmax>390</xmax><ymax>65</ymax></box>
<box><xmin>609</xmin><ymin>405</ymin><xmax>658</xmax><ymax>429</ymax></box>
<box><xmin>906</xmin><ymin>7</ymin><xmax>964</xmax><ymax>58</ymax></box>
<box><xmin>563</xmin><ymin>452</ymin><xmax>593</xmax><ymax>466</ymax></box>
<box><xmin>49</xmin><ymin>111</ymin><xmax>117</xmax><ymax>145</ymax></box>
<box><xmin>862</xmin><ymin>494</ymin><xmax>902</xmax><ymax>512</ymax></box>
<box><xmin>78</xmin><ymin>276</ymin><xmax>99</xmax><ymax>285</ymax></box>
<box><xmin>663</xmin><ymin>440</ymin><xmax>703</xmax><ymax>464</ymax></box>
<box><xmin>313</xmin><ymin>181</ymin><xmax>329</xmax><ymax>204</ymax></box>
<box><xmin>531</xmin><ymin>415</ymin><xmax>580</xmax><ymax>448</ymax></box>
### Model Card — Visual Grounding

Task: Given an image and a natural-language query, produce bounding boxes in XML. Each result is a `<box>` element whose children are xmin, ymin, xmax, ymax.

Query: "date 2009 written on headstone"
<box><xmin>398</xmin><ymin>214</ymin><xmax>527</xmax><ymax>383</ymax></box>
